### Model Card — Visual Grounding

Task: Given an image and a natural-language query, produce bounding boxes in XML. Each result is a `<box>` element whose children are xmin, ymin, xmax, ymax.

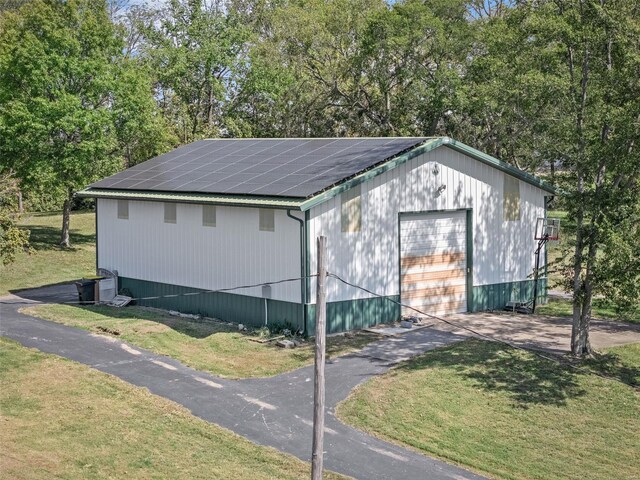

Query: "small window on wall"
<box><xmin>503</xmin><ymin>175</ymin><xmax>521</xmax><ymax>221</ymax></box>
<box><xmin>117</xmin><ymin>200</ymin><xmax>128</xmax><ymax>219</ymax></box>
<box><xmin>259</xmin><ymin>208</ymin><xmax>275</xmax><ymax>232</ymax></box>
<box><xmin>164</xmin><ymin>202</ymin><xmax>177</xmax><ymax>224</ymax></box>
<box><xmin>203</xmin><ymin>205</ymin><xmax>216</xmax><ymax>227</ymax></box>
<box><xmin>341</xmin><ymin>184</ymin><xmax>361</xmax><ymax>232</ymax></box>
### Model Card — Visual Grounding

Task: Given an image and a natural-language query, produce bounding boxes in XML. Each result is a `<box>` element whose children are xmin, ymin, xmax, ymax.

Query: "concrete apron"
<box><xmin>425</xmin><ymin>311</ymin><xmax>640</xmax><ymax>355</ymax></box>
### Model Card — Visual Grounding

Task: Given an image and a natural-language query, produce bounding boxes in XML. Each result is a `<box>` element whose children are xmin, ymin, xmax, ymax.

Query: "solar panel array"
<box><xmin>91</xmin><ymin>137</ymin><xmax>429</xmax><ymax>198</ymax></box>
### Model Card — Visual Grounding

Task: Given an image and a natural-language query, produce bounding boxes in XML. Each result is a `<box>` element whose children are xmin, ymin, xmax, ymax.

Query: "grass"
<box><xmin>20</xmin><ymin>304</ymin><xmax>376</xmax><ymax>378</ymax></box>
<box><xmin>0</xmin><ymin>337</ymin><xmax>345</xmax><ymax>480</ymax></box>
<box><xmin>537</xmin><ymin>297</ymin><xmax>640</xmax><ymax>324</ymax></box>
<box><xmin>0</xmin><ymin>211</ymin><xmax>95</xmax><ymax>296</ymax></box>
<box><xmin>337</xmin><ymin>339</ymin><xmax>640</xmax><ymax>480</ymax></box>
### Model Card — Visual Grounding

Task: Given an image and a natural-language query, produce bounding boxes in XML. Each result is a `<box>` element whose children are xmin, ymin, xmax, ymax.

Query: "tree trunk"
<box><xmin>571</xmin><ymin>275</ymin><xmax>593</xmax><ymax>356</ymax></box>
<box><xmin>571</xmin><ymin>32</ymin><xmax>592</xmax><ymax>356</ymax></box>
<box><xmin>571</xmin><ymin>188</ymin><xmax>588</xmax><ymax>355</ymax></box>
<box><xmin>60</xmin><ymin>190</ymin><xmax>72</xmax><ymax>247</ymax></box>
<box><xmin>17</xmin><ymin>189</ymin><xmax>23</xmax><ymax>213</ymax></box>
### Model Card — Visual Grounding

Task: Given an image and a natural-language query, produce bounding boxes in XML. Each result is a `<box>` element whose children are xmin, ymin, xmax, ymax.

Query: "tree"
<box><xmin>0</xmin><ymin>0</ymin><xmax>29</xmax><ymax>12</ymax></box>
<box><xmin>0</xmin><ymin>172</ymin><xmax>30</xmax><ymax>265</ymax></box>
<box><xmin>231</xmin><ymin>0</ymin><xmax>471</xmax><ymax>137</ymax></box>
<box><xmin>453</xmin><ymin>10</ymin><xmax>569</xmax><ymax>180</ymax></box>
<box><xmin>0</xmin><ymin>0</ymin><xmax>172</xmax><ymax>246</ymax></box>
<box><xmin>138</xmin><ymin>0</ymin><xmax>248</xmax><ymax>142</ymax></box>
<box><xmin>466</xmin><ymin>0</ymin><xmax>640</xmax><ymax>355</ymax></box>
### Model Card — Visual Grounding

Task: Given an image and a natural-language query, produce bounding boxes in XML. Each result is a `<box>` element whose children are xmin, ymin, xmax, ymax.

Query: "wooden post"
<box><xmin>311</xmin><ymin>236</ymin><xmax>327</xmax><ymax>480</ymax></box>
<box><xmin>94</xmin><ymin>279</ymin><xmax>101</xmax><ymax>305</ymax></box>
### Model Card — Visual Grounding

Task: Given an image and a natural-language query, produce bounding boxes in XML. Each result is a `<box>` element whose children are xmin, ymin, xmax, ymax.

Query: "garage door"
<box><xmin>400</xmin><ymin>211</ymin><xmax>467</xmax><ymax>317</ymax></box>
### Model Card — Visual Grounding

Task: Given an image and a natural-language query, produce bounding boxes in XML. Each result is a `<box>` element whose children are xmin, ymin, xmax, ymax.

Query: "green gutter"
<box><xmin>304</xmin><ymin>210</ymin><xmax>311</xmax><ymax>335</ymax></box>
<box><xmin>286</xmin><ymin>210</ymin><xmax>307</xmax><ymax>334</ymax></box>
<box><xmin>76</xmin><ymin>188</ymin><xmax>303</xmax><ymax>210</ymax></box>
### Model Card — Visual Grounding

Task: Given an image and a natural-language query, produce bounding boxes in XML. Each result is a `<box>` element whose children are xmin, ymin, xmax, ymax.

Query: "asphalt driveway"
<box><xmin>0</xmin><ymin>285</ymin><xmax>482</xmax><ymax>480</ymax></box>
<box><xmin>3</xmin><ymin>284</ymin><xmax>639</xmax><ymax>479</ymax></box>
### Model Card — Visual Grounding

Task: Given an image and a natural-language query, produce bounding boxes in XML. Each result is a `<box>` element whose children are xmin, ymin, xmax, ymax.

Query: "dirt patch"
<box><xmin>96</xmin><ymin>326</ymin><xmax>120</xmax><ymax>336</ymax></box>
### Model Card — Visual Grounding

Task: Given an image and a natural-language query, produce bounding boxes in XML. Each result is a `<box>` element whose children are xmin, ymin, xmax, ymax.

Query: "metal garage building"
<box><xmin>78</xmin><ymin>137</ymin><xmax>555</xmax><ymax>335</ymax></box>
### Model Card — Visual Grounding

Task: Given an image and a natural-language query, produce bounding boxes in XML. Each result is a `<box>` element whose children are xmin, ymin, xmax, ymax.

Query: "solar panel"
<box><xmin>90</xmin><ymin>138</ymin><xmax>429</xmax><ymax>198</ymax></box>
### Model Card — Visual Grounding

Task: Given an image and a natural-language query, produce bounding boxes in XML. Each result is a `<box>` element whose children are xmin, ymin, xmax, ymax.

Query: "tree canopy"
<box><xmin>0</xmin><ymin>0</ymin><xmax>174</xmax><ymax>245</ymax></box>
<box><xmin>0</xmin><ymin>0</ymin><xmax>638</xmax><ymax>353</ymax></box>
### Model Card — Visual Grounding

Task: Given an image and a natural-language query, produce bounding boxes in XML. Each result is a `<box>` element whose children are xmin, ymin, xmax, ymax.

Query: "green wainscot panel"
<box><xmin>119</xmin><ymin>277</ymin><xmax>304</xmax><ymax>332</ymax></box>
<box><xmin>471</xmin><ymin>278</ymin><xmax>548</xmax><ymax>312</ymax></box>
<box><xmin>305</xmin><ymin>295</ymin><xmax>401</xmax><ymax>337</ymax></box>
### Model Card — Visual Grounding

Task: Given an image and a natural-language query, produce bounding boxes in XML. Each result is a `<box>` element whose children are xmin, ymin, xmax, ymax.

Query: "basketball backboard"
<box><xmin>535</xmin><ymin>217</ymin><xmax>560</xmax><ymax>241</ymax></box>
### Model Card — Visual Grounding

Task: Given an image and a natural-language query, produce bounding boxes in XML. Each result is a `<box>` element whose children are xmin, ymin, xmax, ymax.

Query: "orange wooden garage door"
<box><xmin>400</xmin><ymin>211</ymin><xmax>467</xmax><ymax>316</ymax></box>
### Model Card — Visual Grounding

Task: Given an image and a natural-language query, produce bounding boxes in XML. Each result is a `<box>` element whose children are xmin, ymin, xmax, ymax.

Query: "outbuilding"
<box><xmin>78</xmin><ymin>137</ymin><xmax>555</xmax><ymax>335</ymax></box>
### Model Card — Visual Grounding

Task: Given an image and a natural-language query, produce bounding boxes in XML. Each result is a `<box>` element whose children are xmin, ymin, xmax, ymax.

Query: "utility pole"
<box><xmin>311</xmin><ymin>236</ymin><xmax>327</xmax><ymax>480</ymax></box>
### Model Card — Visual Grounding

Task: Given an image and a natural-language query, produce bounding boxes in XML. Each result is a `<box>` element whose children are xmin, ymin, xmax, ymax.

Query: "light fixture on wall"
<box><xmin>436</xmin><ymin>184</ymin><xmax>447</xmax><ymax>197</ymax></box>
<box><xmin>432</xmin><ymin>165</ymin><xmax>440</xmax><ymax>176</ymax></box>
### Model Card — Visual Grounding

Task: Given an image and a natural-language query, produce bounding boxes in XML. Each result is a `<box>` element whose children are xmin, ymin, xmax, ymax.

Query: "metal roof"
<box><xmin>80</xmin><ymin>137</ymin><xmax>556</xmax><ymax>210</ymax></box>
<box><xmin>90</xmin><ymin>137</ymin><xmax>429</xmax><ymax>198</ymax></box>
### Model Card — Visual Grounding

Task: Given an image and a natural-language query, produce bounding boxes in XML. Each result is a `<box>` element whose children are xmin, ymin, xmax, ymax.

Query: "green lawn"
<box><xmin>0</xmin><ymin>211</ymin><xmax>95</xmax><ymax>296</ymax></box>
<box><xmin>20</xmin><ymin>304</ymin><xmax>376</xmax><ymax>378</ymax></box>
<box><xmin>337</xmin><ymin>339</ymin><xmax>640</xmax><ymax>480</ymax></box>
<box><xmin>0</xmin><ymin>337</ymin><xmax>345</xmax><ymax>480</ymax></box>
<box><xmin>537</xmin><ymin>297</ymin><xmax>640</xmax><ymax>324</ymax></box>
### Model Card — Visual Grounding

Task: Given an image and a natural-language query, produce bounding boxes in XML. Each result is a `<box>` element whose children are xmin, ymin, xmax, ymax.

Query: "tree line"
<box><xmin>0</xmin><ymin>0</ymin><xmax>638</xmax><ymax>355</ymax></box>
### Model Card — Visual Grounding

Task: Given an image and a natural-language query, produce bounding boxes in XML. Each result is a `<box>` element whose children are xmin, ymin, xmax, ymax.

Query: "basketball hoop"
<box><xmin>535</xmin><ymin>217</ymin><xmax>560</xmax><ymax>241</ymax></box>
<box><xmin>530</xmin><ymin>217</ymin><xmax>560</xmax><ymax>314</ymax></box>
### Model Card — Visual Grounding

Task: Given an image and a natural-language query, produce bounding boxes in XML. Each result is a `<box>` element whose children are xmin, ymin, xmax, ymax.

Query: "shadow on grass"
<box><xmin>396</xmin><ymin>340</ymin><xmax>640</xmax><ymax>408</ymax></box>
<box><xmin>49</xmin><ymin>304</ymin><xmax>376</xmax><ymax>360</ymax></box>
<box><xmin>9</xmin><ymin>281</ymin><xmax>84</xmax><ymax>296</ymax></box>
<box><xmin>584</xmin><ymin>352</ymin><xmax>640</xmax><ymax>387</ymax></box>
<box><xmin>80</xmin><ymin>304</ymin><xmax>238</xmax><ymax>339</ymax></box>
<box><xmin>25</xmin><ymin>225</ymin><xmax>95</xmax><ymax>252</ymax></box>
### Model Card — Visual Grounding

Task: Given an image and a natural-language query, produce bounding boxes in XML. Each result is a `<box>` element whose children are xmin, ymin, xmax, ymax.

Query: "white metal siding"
<box><xmin>400</xmin><ymin>212</ymin><xmax>467</xmax><ymax>315</ymax></box>
<box><xmin>97</xmin><ymin>199</ymin><xmax>302</xmax><ymax>302</ymax></box>
<box><xmin>308</xmin><ymin>146</ymin><xmax>547</xmax><ymax>303</ymax></box>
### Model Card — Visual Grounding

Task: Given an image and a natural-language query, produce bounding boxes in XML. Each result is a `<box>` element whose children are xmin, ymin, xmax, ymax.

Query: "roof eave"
<box><xmin>76</xmin><ymin>188</ymin><xmax>304</xmax><ymax>210</ymax></box>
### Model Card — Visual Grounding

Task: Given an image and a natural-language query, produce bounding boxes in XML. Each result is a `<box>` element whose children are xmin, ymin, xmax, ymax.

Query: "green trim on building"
<box><xmin>119</xmin><ymin>277</ymin><xmax>304</xmax><ymax>332</ymax></box>
<box><xmin>77</xmin><ymin>188</ymin><xmax>303</xmax><ymax>210</ymax></box>
<box><xmin>299</xmin><ymin>137</ymin><xmax>555</xmax><ymax>211</ymax></box>
<box><xmin>299</xmin><ymin>139</ymin><xmax>442</xmax><ymax>211</ymax></box>
<box><xmin>119</xmin><ymin>276</ymin><xmax>547</xmax><ymax>337</ymax></box>
<box><xmin>119</xmin><ymin>277</ymin><xmax>398</xmax><ymax>337</ymax></box>
<box><xmin>470</xmin><ymin>278</ymin><xmax>548</xmax><ymax>312</ymax></box>
<box><xmin>465</xmin><ymin>209</ymin><xmax>474</xmax><ymax>304</ymax></box>
<box><xmin>443</xmin><ymin>139</ymin><xmax>556</xmax><ymax>195</ymax></box>
<box><xmin>305</xmin><ymin>295</ymin><xmax>401</xmax><ymax>337</ymax></box>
